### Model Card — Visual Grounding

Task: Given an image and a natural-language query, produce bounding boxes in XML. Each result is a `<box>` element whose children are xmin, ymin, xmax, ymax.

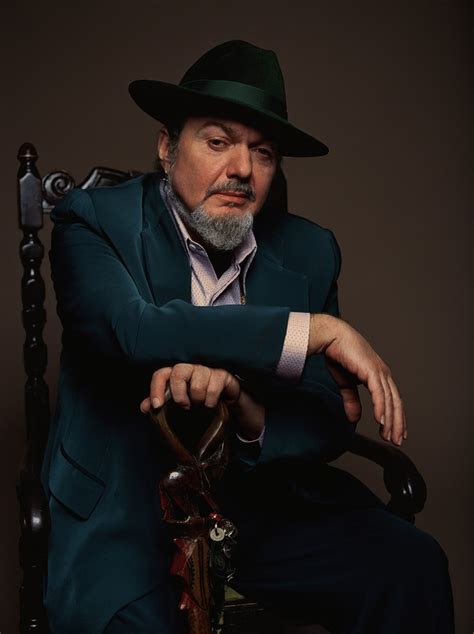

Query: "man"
<box><xmin>42</xmin><ymin>40</ymin><xmax>454</xmax><ymax>633</ymax></box>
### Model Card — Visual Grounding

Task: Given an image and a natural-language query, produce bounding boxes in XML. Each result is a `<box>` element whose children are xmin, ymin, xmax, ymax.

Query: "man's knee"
<box><xmin>377</xmin><ymin>521</ymin><xmax>449</xmax><ymax>586</ymax></box>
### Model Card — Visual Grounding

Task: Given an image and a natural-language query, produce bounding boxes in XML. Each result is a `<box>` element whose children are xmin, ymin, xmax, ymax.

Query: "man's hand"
<box><xmin>139</xmin><ymin>363</ymin><xmax>265</xmax><ymax>441</ymax></box>
<box><xmin>309</xmin><ymin>314</ymin><xmax>406</xmax><ymax>446</ymax></box>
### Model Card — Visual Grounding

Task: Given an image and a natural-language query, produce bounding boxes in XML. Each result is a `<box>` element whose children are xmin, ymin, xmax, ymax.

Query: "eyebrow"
<box><xmin>198</xmin><ymin>120</ymin><xmax>240</xmax><ymax>138</ymax></box>
<box><xmin>197</xmin><ymin>120</ymin><xmax>277</xmax><ymax>151</ymax></box>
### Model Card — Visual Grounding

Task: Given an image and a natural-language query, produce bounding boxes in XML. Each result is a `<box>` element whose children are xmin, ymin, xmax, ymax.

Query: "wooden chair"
<box><xmin>16</xmin><ymin>142</ymin><xmax>427</xmax><ymax>633</ymax></box>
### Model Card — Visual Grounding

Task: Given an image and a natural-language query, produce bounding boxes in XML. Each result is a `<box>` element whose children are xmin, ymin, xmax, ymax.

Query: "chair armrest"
<box><xmin>348</xmin><ymin>432</ymin><xmax>427</xmax><ymax>523</ymax></box>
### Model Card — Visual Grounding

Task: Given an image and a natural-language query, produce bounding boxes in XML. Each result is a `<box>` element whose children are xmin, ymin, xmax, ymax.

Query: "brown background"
<box><xmin>1</xmin><ymin>1</ymin><xmax>471</xmax><ymax>632</ymax></box>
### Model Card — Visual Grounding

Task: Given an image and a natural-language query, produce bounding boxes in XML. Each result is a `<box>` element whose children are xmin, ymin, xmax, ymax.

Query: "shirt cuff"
<box><xmin>236</xmin><ymin>426</ymin><xmax>266</xmax><ymax>448</ymax></box>
<box><xmin>275</xmin><ymin>312</ymin><xmax>310</xmax><ymax>382</ymax></box>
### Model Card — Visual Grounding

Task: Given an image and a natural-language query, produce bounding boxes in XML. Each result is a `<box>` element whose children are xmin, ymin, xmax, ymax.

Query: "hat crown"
<box><xmin>180</xmin><ymin>40</ymin><xmax>287</xmax><ymax>108</ymax></box>
<box><xmin>128</xmin><ymin>39</ymin><xmax>328</xmax><ymax>156</ymax></box>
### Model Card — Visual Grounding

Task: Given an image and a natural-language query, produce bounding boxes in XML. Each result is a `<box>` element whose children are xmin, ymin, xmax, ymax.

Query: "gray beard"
<box><xmin>165</xmin><ymin>181</ymin><xmax>254</xmax><ymax>252</ymax></box>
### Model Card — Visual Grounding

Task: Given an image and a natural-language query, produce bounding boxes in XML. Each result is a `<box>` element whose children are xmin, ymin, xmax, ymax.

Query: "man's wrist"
<box><xmin>236</xmin><ymin>427</ymin><xmax>263</xmax><ymax>442</ymax></box>
<box><xmin>308</xmin><ymin>313</ymin><xmax>340</xmax><ymax>356</ymax></box>
<box><xmin>236</xmin><ymin>425</ymin><xmax>266</xmax><ymax>447</ymax></box>
<box><xmin>232</xmin><ymin>392</ymin><xmax>265</xmax><ymax>441</ymax></box>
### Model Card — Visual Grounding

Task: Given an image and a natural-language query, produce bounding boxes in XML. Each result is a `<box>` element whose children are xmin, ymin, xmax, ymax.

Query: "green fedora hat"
<box><xmin>129</xmin><ymin>40</ymin><xmax>328</xmax><ymax>157</ymax></box>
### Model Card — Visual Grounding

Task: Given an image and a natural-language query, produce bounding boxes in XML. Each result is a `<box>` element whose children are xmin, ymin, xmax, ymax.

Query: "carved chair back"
<box><xmin>17</xmin><ymin>142</ymin><xmax>143</xmax><ymax>633</ymax></box>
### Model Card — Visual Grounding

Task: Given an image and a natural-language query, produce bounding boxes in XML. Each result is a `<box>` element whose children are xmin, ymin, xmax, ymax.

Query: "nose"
<box><xmin>225</xmin><ymin>144</ymin><xmax>252</xmax><ymax>181</ymax></box>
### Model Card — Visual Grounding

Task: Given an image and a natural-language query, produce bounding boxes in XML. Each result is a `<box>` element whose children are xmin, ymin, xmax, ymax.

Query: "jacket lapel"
<box><xmin>247</xmin><ymin>213</ymin><xmax>309</xmax><ymax>312</ymax></box>
<box><xmin>140</xmin><ymin>176</ymin><xmax>191</xmax><ymax>305</ymax></box>
<box><xmin>246</xmin><ymin>251</ymin><xmax>309</xmax><ymax>312</ymax></box>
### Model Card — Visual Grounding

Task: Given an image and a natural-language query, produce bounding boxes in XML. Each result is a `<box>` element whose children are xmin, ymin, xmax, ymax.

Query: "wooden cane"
<box><xmin>149</xmin><ymin>388</ymin><xmax>235</xmax><ymax>634</ymax></box>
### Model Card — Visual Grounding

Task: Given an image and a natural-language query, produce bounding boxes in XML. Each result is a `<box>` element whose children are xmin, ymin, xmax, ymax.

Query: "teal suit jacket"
<box><xmin>42</xmin><ymin>172</ymin><xmax>376</xmax><ymax>633</ymax></box>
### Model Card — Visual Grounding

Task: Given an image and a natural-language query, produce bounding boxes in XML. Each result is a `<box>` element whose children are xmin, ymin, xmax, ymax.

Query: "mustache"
<box><xmin>205</xmin><ymin>180</ymin><xmax>256</xmax><ymax>202</ymax></box>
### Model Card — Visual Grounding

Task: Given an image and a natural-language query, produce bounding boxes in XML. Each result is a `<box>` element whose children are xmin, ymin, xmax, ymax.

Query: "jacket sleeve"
<box><xmin>232</xmin><ymin>229</ymin><xmax>356</xmax><ymax>472</ymax></box>
<box><xmin>49</xmin><ymin>188</ymin><xmax>290</xmax><ymax>376</ymax></box>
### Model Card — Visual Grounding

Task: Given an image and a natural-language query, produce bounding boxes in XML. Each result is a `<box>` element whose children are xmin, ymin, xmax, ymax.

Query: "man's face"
<box><xmin>158</xmin><ymin>115</ymin><xmax>278</xmax><ymax>223</ymax></box>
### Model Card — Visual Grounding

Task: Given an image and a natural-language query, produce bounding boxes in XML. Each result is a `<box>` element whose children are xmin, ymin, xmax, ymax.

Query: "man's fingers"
<box><xmin>203</xmin><ymin>369</ymin><xmax>228</xmax><ymax>408</ymax></box>
<box><xmin>374</xmin><ymin>371</ymin><xmax>406</xmax><ymax>446</ymax></box>
<box><xmin>160</xmin><ymin>364</ymin><xmax>241</xmax><ymax>411</ymax></box>
<box><xmin>387</xmin><ymin>374</ymin><xmax>405</xmax><ymax>445</ymax></box>
<box><xmin>139</xmin><ymin>396</ymin><xmax>151</xmax><ymax>414</ymax></box>
<box><xmin>141</xmin><ymin>367</ymin><xmax>173</xmax><ymax>412</ymax></box>
<box><xmin>188</xmin><ymin>365</ymin><xmax>211</xmax><ymax>404</ymax></box>
<box><xmin>221</xmin><ymin>373</ymin><xmax>241</xmax><ymax>405</ymax></box>
<box><xmin>379</xmin><ymin>372</ymin><xmax>393</xmax><ymax>442</ymax></box>
<box><xmin>169</xmin><ymin>363</ymin><xmax>195</xmax><ymax>409</ymax></box>
<box><xmin>325</xmin><ymin>359</ymin><xmax>363</xmax><ymax>424</ymax></box>
<box><xmin>340</xmin><ymin>386</ymin><xmax>362</xmax><ymax>423</ymax></box>
<box><xmin>204</xmin><ymin>371</ymin><xmax>240</xmax><ymax>408</ymax></box>
<box><xmin>366</xmin><ymin>372</ymin><xmax>386</xmax><ymax>427</ymax></box>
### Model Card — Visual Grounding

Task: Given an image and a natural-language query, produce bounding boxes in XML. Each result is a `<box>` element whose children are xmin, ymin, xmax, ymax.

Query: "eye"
<box><xmin>254</xmin><ymin>146</ymin><xmax>275</xmax><ymax>161</ymax></box>
<box><xmin>208</xmin><ymin>138</ymin><xmax>228</xmax><ymax>150</ymax></box>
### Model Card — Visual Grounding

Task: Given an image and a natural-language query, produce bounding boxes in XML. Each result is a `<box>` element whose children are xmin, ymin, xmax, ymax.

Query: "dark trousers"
<box><xmin>105</xmin><ymin>502</ymin><xmax>455</xmax><ymax>633</ymax></box>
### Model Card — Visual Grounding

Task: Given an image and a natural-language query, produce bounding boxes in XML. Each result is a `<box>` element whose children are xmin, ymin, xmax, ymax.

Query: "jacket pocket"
<box><xmin>48</xmin><ymin>443</ymin><xmax>106</xmax><ymax>520</ymax></box>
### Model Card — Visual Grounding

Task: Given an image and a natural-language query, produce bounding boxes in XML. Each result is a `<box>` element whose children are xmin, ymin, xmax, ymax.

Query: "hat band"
<box><xmin>180</xmin><ymin>79</ymin><xmax>288</xmax><ymax>120</ymax></box>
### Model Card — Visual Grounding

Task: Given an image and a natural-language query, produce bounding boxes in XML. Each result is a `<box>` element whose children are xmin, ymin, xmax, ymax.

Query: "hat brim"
<box><xmin>129</xmin><ymin>80</ymin><xmax>328</xmax><ymax>157</ymax></box>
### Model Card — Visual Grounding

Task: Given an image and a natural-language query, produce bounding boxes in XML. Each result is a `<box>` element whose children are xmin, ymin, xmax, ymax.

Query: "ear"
<box><xmin>157</xmin><ymin>127</ymin><xmax>171</xmax><ymax>174</ymax></box>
